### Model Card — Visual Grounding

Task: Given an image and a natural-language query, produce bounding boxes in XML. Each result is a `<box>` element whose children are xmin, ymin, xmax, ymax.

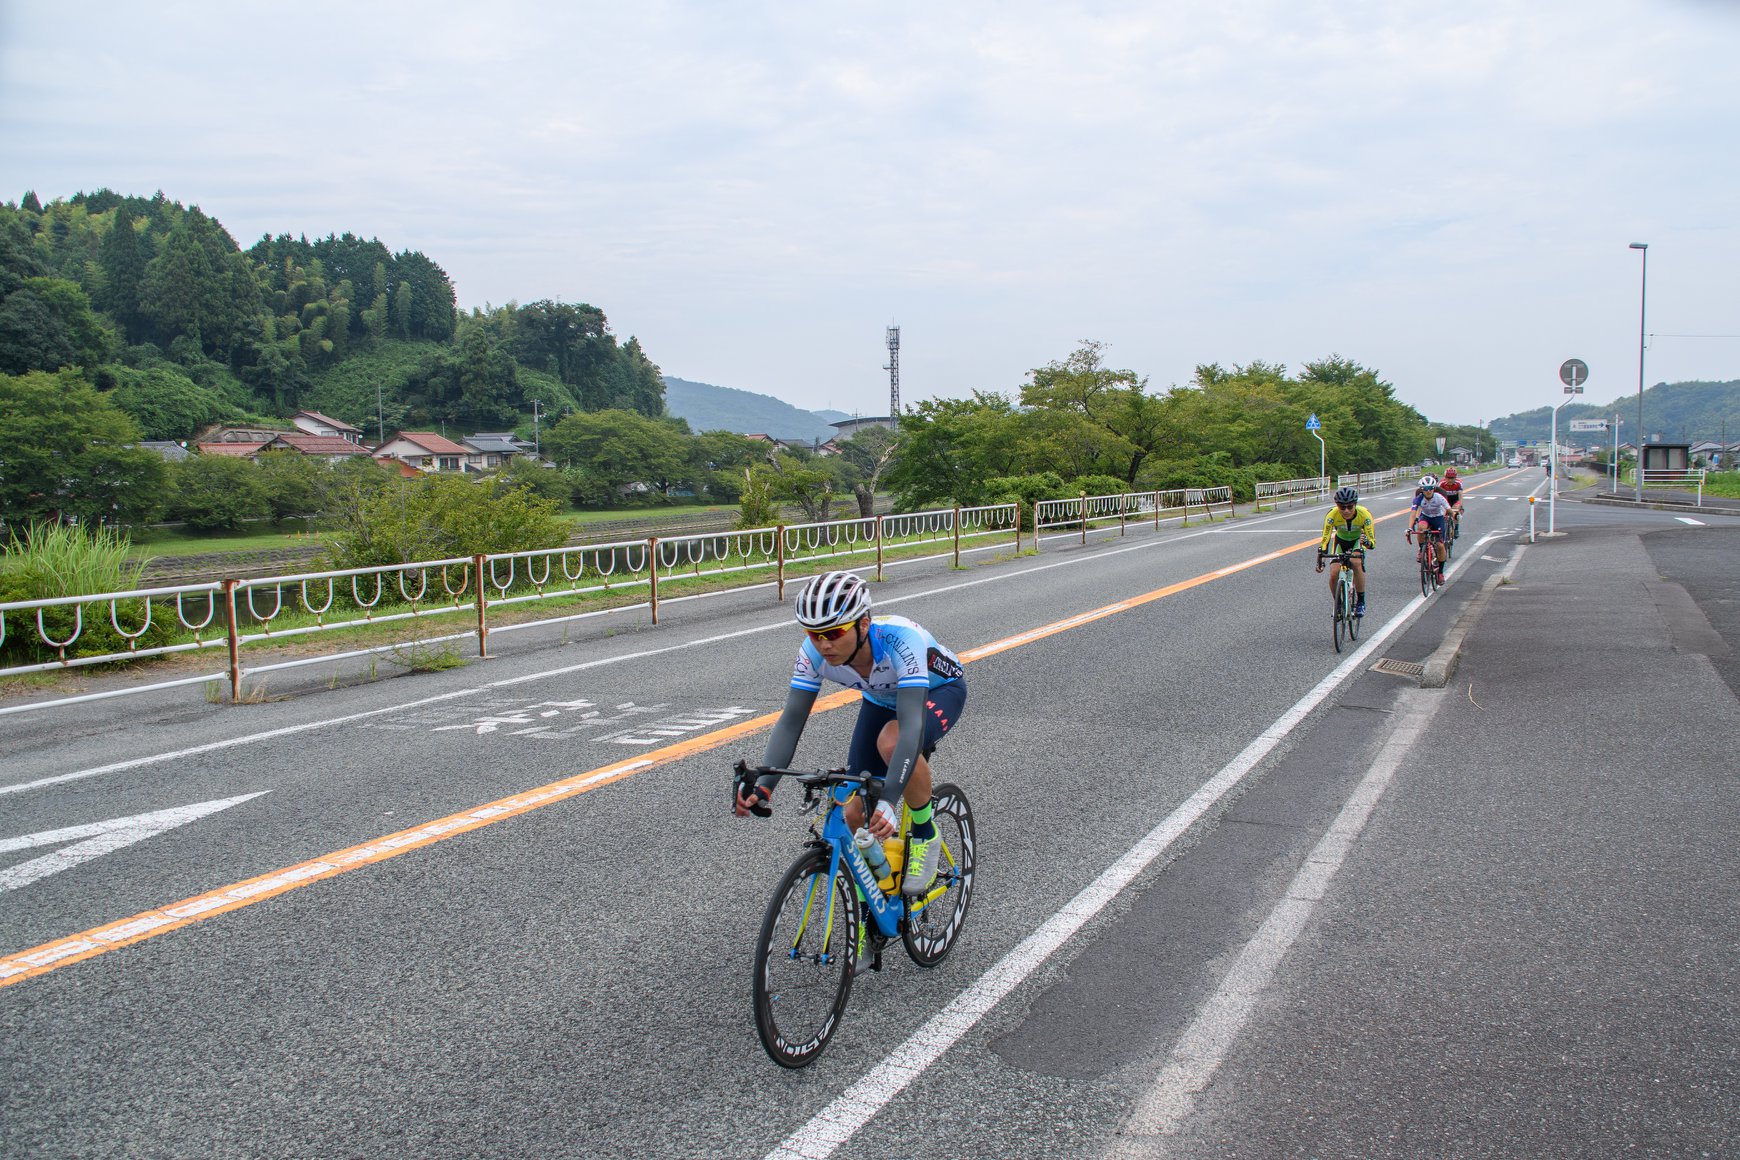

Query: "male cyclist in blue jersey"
<box><xmin>1317</xmin><ymin>486</ymin><xmax>1376</xmax><ymax>616</ymax></box>
<box><xmin>733</xmin><ymin>571</ymin><xmax>966</xmax><ymax>898</ymax></box>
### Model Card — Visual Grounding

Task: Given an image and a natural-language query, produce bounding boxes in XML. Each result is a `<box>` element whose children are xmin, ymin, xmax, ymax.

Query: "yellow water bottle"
<box><xmin>882</xmin><ymin>839</ymin><xmax>905</xmax><ymax>892</ymax></box>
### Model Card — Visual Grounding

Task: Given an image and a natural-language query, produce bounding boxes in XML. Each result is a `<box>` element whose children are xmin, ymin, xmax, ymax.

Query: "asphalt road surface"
<box><xmin>3</xmin><ymin>470</ymin><xmax>1736</xmax><ymax>1159</ymax></box>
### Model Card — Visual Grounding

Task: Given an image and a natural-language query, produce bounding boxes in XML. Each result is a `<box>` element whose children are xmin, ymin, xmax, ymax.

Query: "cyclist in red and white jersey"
<box><xmin>1437</xmin><ymin>466</ymin><xmax>1465</xmax><ymax>537</ymax></box>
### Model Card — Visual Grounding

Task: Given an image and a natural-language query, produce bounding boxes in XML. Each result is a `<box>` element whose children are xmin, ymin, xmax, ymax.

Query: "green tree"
<box><xmin>0</xmin><ymin>277</ymin><xmax>112</xmax><ymax>374</ymax></box>
<box><xmin>0</xmin><ymin>370</ymin><xmax>166</xmax><ymax>528</ymax></box>
<box><xmin>166</xmin><ymin>455</ymin><xmax>271</xmax><ymax>532</ymax></box>
<box><xmin>833</xmin><ymin>425</ymin><xmax>898</xmax><ymax>516</ymax></box>
<box><xmin>105</xmin><ymin>363</ymin><xmax>237</xmax><ymax>440</ymax></box>
<box><xmin>542</xmin><ymin>409</ymin><xmax>691</xmax><ymax>499</ymax></box>
<box><xmin>255</xmin><ymin>450</ymin><xmax>333</xmax><ymax>520</ymax></box>
<box><xmin>884</xmin><ymin>392</ymin><xmax>1024</xmax><ymax>509</ymax></box>
<box><xmin>1021</xmin><ymin>341</ymin><xmax>1173</xmax><ymax>484</ymax></box>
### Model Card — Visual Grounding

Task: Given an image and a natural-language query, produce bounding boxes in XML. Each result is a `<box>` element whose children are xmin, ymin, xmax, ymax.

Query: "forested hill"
<box><xmin>0</xmin><ymin>189</ymin><xmax>665</xmax><ymax>443</ymax></box>
<box><xmin>1489</xmin><ymin>379</ymin><xmax>1740</xmax><ymax>444</ymax></box>
<box><xmin>662</xmin><ymin>376</ymin><xmax>844</xmax><ymax>442</ymax></box>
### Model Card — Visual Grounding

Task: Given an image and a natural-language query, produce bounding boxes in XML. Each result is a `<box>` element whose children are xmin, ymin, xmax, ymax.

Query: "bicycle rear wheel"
<box><xmin>902</xmin><ymin>783</ymin><xmax>976</xmax><ymax>968</ymax></box>
<box><xmin>752</xmin><ymin>848</ymin><xmax>857</xmax><ymax>1068</ymax></box>
<box><xmin>1346</xmin><ymin>580</ymin><xmax>1361</xmax><ymax>642</ymax></box>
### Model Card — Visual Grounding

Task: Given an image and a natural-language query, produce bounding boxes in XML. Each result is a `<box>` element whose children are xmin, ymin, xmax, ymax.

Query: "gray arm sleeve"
<box><xmin>876</xmin><ymin>686</ymin><xmax>928</xmax><ymax>812</ymax></box>
<box><xmin>756</xmin><ymin>686</ymin><xmax>818</xmax><ymax>793</ymax></box>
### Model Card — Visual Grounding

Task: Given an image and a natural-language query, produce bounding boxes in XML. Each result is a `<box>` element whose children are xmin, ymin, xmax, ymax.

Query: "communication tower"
<box><xmin>884</xmin><ymin>325</ymin><xmax>900</xmax><ymax>429</ymax></box>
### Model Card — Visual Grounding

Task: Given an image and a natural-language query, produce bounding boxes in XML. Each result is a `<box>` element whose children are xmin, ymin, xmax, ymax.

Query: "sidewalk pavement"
<box><xmin>1160</xmin><ymin>522</ymin><xmax>1740</xmax><ymax>1157</ymax></box>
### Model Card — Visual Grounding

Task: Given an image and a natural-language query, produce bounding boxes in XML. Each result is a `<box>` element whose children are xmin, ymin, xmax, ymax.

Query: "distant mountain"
<box><xmin>663</xmin><ymin>376</ymin><xmax>843</xmax><ymax>442</ymax></box>
<box><xmin>1489</xmin><ymin>379</ymin><xmax>1740</xmax><ymax>444</ymax></box>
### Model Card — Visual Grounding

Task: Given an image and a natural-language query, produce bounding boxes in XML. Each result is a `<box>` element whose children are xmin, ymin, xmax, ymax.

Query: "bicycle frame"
<box><xmin>818</xmin><ymin>782</ymin><xmax>907</xmax><ymax>941</ymax></box>
<box><xmin>739</xmin><ymin>764</ymin><xmax>953</xmax><ymax>943</ymax></box>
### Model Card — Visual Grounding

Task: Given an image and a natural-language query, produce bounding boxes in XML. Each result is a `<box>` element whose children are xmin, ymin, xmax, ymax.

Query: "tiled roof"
<box><xmin>196</xmin><ymin>441</ymin><xmax>268</xmax><ymax>457</ymax></box>
<box><xmin>265</xmin><ymin>434</ymin><xmax>370</xmax><ymax>456</ymax></box>
<box><xmin>392</xmin><ymin>432</ymin><xmax>473</xmax><ymax>455</ymax></box>
<box><xmin>294</xmin><ymin>410</ymin><xmax>362</xmax><ymax>433</ymax></box>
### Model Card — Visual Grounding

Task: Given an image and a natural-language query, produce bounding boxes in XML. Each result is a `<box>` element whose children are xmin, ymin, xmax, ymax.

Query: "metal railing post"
<box><xmin>648</xmin><ymin>537</ymin><xmax>660</xmax><ymax>623</ymax></box>
<box><xmin>953</xmin><ymin>506</ymin><xmax>962</xmax><ymax>568</ymax></box>
<box><xmin>1014</xmin><ymin>502</ymin><xmax>1023</xmax><ymax>554</ymax></box>
<box><xmin>875</xmin><ymin>515</ymin><xmax>885</xmax><ymax>580</ymax></box>
<box><xmin>776</xmin><ymin>526</ymin><xmax>787</xmax><ymax>599</ymax></box>
<box><xmin>1119</xmin><ymin>494</ymin><xmax>1128</xmax><ymax>536</ymax></box>
<box><xmin>474</xmin><ymin>554</ymin><xmax>489</xmax><ymax>656</ymax></box>
<box><xmin>223</xmin><ymin>578</ymin><xmax>241</xmax><ymax>703</ymax></box>
<box><xmin>1080</xmin><ymin>491</ymin><xmax>1088</xmax><ymax>546</ymax></box>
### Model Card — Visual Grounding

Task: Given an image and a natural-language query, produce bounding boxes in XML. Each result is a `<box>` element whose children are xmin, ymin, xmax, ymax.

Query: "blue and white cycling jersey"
<box><xmin>1412</xmin><ymin>490</ymin><xmax>1450</xmax><ymax>518</ymax></box>
<box><xmin>791</xmin><ymin>614</ymin><xmax>964</xmax><ymax>709</ymax></box>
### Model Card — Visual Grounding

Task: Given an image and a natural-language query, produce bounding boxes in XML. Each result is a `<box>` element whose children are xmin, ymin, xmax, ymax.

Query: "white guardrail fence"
<box><xmin>1254</xmin><ymin>476</ymin><xmax>1329</xmax><ymax>508</ymax></box>
<box><xmin>0</xmin><ymin>485</ymin><xmax>1275</xmax><ymax>715</ymax></box>
<box><xmin>1638</xmin><ymin>468</ymin><xmax>1707</xmax><ymax>506</ymax></box>
<box><xmin>1</xmin><ymin>490</ymin><xmax>1217</xmax><ymax>715</ymax></box>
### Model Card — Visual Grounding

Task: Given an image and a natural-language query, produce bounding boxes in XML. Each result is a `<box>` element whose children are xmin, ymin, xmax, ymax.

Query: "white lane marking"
<box><xmin>1676</xmin><ymin>516</ymin><xmax>1705</xmax><ymax>526</ymax></box>
<box><xmin>763</xmin><ymin>532</ymin><xmax>1506</xmax><ymax>1160</ymax></box>
<box><xmin>0</xmin><ymin>689</ymin><xmax>486</xmax><ymax>798</ymax></box>
<box><xmin>0</xmin><ymin>793</ymin><xmax>268</xmax><ymax>893</ymax></box>
<box><xmin>3</xmin><ymin>504</ymin><xmax>1329</xmax><ymax>797</ymax></box>
<box><xmin>1106</xmin><ymin>692</ymin><xmax>1443</xmax><ymax>1156</ymax></box>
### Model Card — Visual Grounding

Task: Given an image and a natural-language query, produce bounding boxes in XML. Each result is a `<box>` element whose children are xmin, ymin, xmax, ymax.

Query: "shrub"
<box><xmin>321</xmin><ymin>473</ymin><xmax>568</xmax><ymax>568</ymax></box>
<box><xmin>0</xmin><ymin>523</ymin><xmax>170</xmax><ymax>664</ymax></box>
<box><xmin>1070</xmin><ymin>474</ymin><xmax>1131</xmax><ymax>498</ymax></box>
<box><xmin>984</xmin><ymin>473</ymin><xmax>1069</xmax><ymax>530</ymax></box>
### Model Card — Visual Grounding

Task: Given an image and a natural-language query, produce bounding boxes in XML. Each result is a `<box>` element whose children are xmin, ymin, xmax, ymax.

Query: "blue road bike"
<box><xmin>733</xmin><ymin>761</ymin><xmax>976</xmax><ymax>1068</ymax></box>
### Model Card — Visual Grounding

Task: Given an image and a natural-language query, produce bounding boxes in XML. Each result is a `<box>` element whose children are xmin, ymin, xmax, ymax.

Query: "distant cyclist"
<box><xmin>1409</xmin><ymin>475</ymin><xmax>1451</xmax><ymax>580</ymax></box>
<box><xmin>733</xmin><ymin>571</ymin><xmax>965</xmax><ymax>898</ymax></box>
<box><xmin>1437</xmin><ymin>466</ymin><xmax>1465</xmax><ymax>536</ymax></box>
<box><xmin>1317</xmin><ymin>486</ymin><xmax>1375</xmax><ymax>616</ymax></box>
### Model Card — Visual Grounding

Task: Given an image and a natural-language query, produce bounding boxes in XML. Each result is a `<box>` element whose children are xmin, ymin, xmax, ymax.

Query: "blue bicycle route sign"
<box><xmin>1305</xmin><ymin>413</ymin><xmax>1321</xmax><ymax>431</ymax></box>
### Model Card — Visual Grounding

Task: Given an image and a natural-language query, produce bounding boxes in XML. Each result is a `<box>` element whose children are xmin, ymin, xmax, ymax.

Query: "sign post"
<box><xmin>1306</xmin><ymin>413</ymin><xmax>1325</xmax><ymax>496</ymax></box>
<box><xmin>1551</xmin><ymin>359</ymin><xmax>1589</xmax><ymax>533</ymax></box>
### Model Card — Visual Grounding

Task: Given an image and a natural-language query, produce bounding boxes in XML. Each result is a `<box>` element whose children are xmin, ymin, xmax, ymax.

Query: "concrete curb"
<box><xmin>1420</xmin><ymin>545</ymin><xmax>1528</xmax><ymax>689</ymax></box>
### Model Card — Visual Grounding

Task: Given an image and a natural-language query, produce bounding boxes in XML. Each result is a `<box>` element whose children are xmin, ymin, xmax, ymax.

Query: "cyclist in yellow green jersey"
<box><xmin>1317</xmin><ymin>486</ymin><xmax>1376</xmax><ymax>616</ymax></box>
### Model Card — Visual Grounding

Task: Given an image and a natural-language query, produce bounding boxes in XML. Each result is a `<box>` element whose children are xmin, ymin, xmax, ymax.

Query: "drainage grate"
<box><xmin>1371</xmin><ymin>658</ymin><xmax>1425</xmax><ymax>678</ymax></box>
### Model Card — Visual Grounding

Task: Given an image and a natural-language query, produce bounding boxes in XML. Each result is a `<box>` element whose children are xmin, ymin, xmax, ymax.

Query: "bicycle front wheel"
<box><xmin>1332</xmin><ymin>586</ymin><xmax>1346</xmax><ymax>653</ymax></box>
<box><xmin>902</xmin><ymin>783</ymin><xmax>977</xmax><ymax>968</ymax></box>
<box><xmin>1419</xmin><ymin>547</ymin><xmax>1433</xmax><ymax>596</ymax></box>
<box><xmin>752</xmin><ymin>848</ymin><xmax>858</xmax><ymax>1068</ymax></box>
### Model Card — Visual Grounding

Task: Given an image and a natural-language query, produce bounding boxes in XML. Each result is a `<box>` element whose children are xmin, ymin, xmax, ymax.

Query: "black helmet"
<box><xmin>1334</xmin><ymin>486</ymin><xmax>1358</xmax><ymax>505</ymax></box>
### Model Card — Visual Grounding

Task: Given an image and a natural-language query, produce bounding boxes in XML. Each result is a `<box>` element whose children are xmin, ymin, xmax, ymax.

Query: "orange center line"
<box><xmin>0</xmin><ymin>486</ymin><xmax>1499</xmax><ymax>989</ymax></box>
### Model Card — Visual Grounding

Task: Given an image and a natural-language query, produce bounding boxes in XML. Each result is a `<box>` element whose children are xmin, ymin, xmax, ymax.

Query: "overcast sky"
<box><xmin>3</xmin><ymin>1</ymin><xmax>1736</xmax><ymax>428</ymax></box>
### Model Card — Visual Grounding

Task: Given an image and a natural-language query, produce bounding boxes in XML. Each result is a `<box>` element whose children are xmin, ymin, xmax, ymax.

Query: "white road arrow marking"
<box><xmin>0</xmin><ymin>793</ymin><xmax>268</xmax><ymax>893</ymax></box>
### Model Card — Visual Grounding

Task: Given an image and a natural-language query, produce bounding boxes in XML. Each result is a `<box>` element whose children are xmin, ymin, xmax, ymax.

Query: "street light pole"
<box><xmin>1630</xmin><ymin>242</ymin><xmax>1648</xmax><ymax>500</ymax></box>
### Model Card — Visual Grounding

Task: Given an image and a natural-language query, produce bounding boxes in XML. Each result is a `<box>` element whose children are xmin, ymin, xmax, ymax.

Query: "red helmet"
<box><xmin>1443</xmin><ymin>466</ymin><xmax>1459</xmax><ymax>478</ymax></box>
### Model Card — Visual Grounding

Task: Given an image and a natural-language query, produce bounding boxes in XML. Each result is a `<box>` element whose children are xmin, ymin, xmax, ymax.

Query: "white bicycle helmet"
<box><xmin>1418</xmin><ymin>474</ymin><xmax>1439</xmax><ymax>489</ymax></box>
<box><xmin>793</xmin><ymin>570</ymin><xmax>871</xmax><ymax>630</ymax></box>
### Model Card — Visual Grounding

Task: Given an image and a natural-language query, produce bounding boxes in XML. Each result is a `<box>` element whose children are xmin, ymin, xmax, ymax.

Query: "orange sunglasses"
<box><xmin>806</xmin><ymin>623</ymin><xmax>856</xmax><ymax>643</ymax></box>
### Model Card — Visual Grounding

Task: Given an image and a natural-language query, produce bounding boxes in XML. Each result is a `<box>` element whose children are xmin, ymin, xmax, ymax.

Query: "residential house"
<box><xmin>259</xmin><ymin>433</ymin><xmax>374</xmax><ymax>463</ymax></box>
<box><xmin>136</xmin><ymin>440</ymin><xmax>191</xmax><ymax>462</ymax></box>
<box><xmin>372</xmin><ymin>432</ymin><xmax>476</xmax><ymax>474</ymax></box>
<box><xmin>196</xmin><ymin>440</ymin><xmax>269</xmax><ymax>458</ymax></box>
<box><xmin>464</xmin><ymin>432</ymin><xmax>535</xmax><ymax>469</ymax></box>
<box><xmin>290</xmin><ymin>410</ymin><xmax>366</xmax><ymax>444</ymax></box>
<box><xmin>193</xmin><ymin>423</ymin><xmax>291</xmax><ymax>445</ymax></box>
